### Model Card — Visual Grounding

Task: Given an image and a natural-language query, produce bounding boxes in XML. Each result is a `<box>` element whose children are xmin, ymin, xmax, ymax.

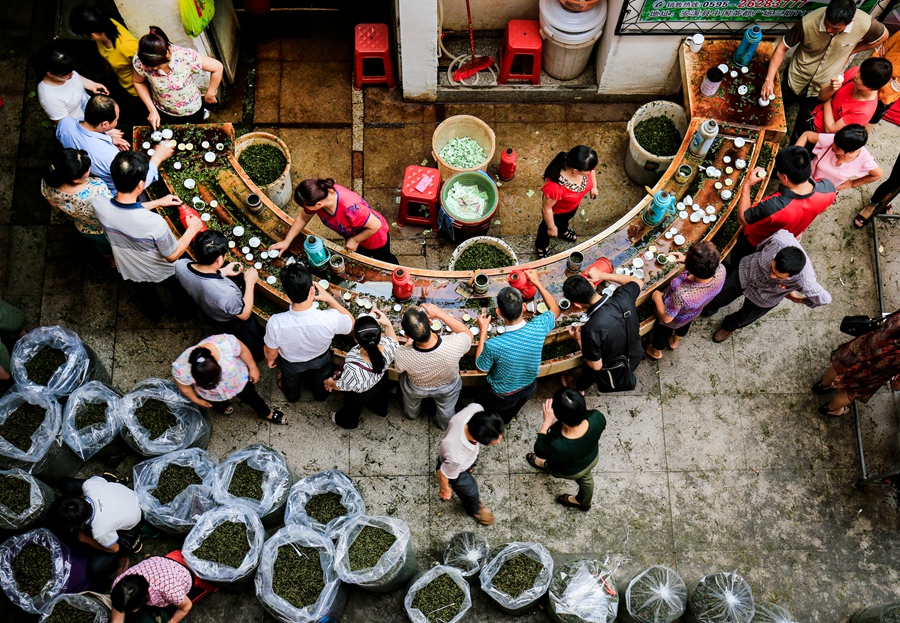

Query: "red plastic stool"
<box><xmin>354</xmin><ymin>24</ymin><xmax>396</xmax><ymax>90</ymax></box>
<box><xmin>399</xmin><ymin>165</ymin><xmax>440</xmax><ymax>228</ymax></box>
<box><xmin>165</xmin><ymin>550</ymin><xmax>219</xmax><ymax>603</ymax></box>
<box><xmin>498</xmin><ymin>20</ymin><xmax>542</xmax><ymax>85</ymax></box>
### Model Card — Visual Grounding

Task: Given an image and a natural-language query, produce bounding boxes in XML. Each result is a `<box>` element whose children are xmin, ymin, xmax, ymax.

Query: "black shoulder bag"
<box><xmin>591</xmin><ymin>296</ymin><xmax>639</xmax><ymax>393</ymax></box>
<box><xmin>840</xmin><ymin>310</ymin><xmax>900</xmax><ymax>338</ymax></box>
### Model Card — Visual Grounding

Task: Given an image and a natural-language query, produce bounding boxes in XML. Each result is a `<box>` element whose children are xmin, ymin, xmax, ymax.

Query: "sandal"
<box><xmin>668</xmin><ymin>335</ymin><xmax>681</xmax><ymax>350</ymax></box>
<box><xmin>536</xmin><ymin>247</ymin><xmax>551</xmax><ymax>259</ymax></box>
<box><xmin>220</xmin><ymin>402</ymin><xmax>235</xmax><ymax>415</ymax></box>
<box><xmin>818</xmin><ymin>404</ymin><xmax>849</xmax><ymax>417</ymax></box>
<box><xmin>811</xmin><ymin>381</ymin><xmax>834</xmax><ymax>395</ymax></box>
<box><xmin>525</xmin><ymin>453</ymin><xmax>546</xmax><ymax>471</ymax></box>
<box><xmin>560</xmin><ymin>372</ymin><xmax>578</xmax><ymax>389</ymax></box>
<box><xmin>645</xmin><ymin>344</ymin><xmax>663</xmax><ymax>360</ymax></box>
<box><xmin>556</xmin><ymin>494</ymin><xmax>591</xmax><ymax>511</ymax></box>
<box><xmin>260</xmin><ymin>409</ymin><xmax>288</xmax><ymax>425</ymax></box>
<box><xmin>854</xmin><ymin>204</ymin><xmax>877</xmax><ymax>228</ymax></box>
<box><xmin>561</xmin><ymin>229</ymin><xmax>577</xmax><ymax>242</ymax></box>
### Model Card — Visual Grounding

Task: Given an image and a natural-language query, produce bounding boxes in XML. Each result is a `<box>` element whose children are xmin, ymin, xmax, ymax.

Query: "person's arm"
<box><xmin>235</xmin><ymin>267</ymin><xmax>258</xmax><ymax>321</ymax></box>
<box><xmin>651</xmin><ymin>290</ymin><xmax>676</xmax><ymax>324</ymax></box>
<box><xmin>314</xmin><ymin>283</ymin><xmax>355</xmax><ymax>323</ymax></box>
<box><xmin>148</xmin><ymin>141</ymin><xmax>175</xmax><ymax>171</ymax></box>
<box><xmin>175</xmin><ymin>380</ymin><xmax>212</xmax><ymax>408</ymax></box>
<box><xmin>345</xmin><ymin>214</ymin><xmax>381</xmax><ymax>252</ymax></box>
<box><xmin>524</xmin><ymin>269</ymin><xmax>560</xmax><ymax>318</ymax></box>
<box><xmin>737</xmin><ymin>168</ymin><xmax>767</xmax><ymax>226</ymax></box>
<box><xmin>76</xmin><ymin>530</ymin><xmax>120</xmax><ymax>553</ymax></box>
<box><xmin>111</xmin><ymin>610</ymin><xmax>125</xmax><ymax>623</ymax></box>
<box><xmin>821</xmin><ymin>99</ymin><xmax>847</xmax><ymax>134</ymax></box>
<box><xmin>538</xmin><ymin>398</ymin><xmax>556</xmax><ymax>435</ymax></box>
<box><xmin>78</xmin><ymin>74</ymin><xmax>109</xmax><ymax>95</ymax></box>
<box><xmin>474</xmin><ymin>312</ymin><xmax>491</xmax><ymax>363</ymax></box>
<box><xmin>423</xmin><ymin>303</ymin><xmax>471</xmax><ymax>336</ymax></box>
<box><xmin>850</xmin><ymin>26</ymin><xmax>889</xmax><ymax>56</ymax></box>
<box><xmin>588</xmin><ymin>170</ymin><xmax>598</xmax><ymax>199</ymax></box>
<box><xmin>264</xmin><ymin>345</ymin><xmax>279</xmax><ymax>369</ymax></box>
<box><xmin>269</xmin><ymin>210</ymin><xmax>314</xmax><ymax>253</ymax></box>
<box><xmin>131</xmin><ymin>71</ymin><xmax>160</xmax><ymax>130</ymax></box>
<box><xmin>837</xmin><ymin>165</ymin><xmax>884</xmax><ymax>192</ymax></box>
<box><xmin>373</xmin><ymin>308</ymin><xmax>398</xmax><ymax>341</ymax></box>
<box><xmin>794</xmin><ymin>131</ymin><xmax>819</xmax><ymax>149</ymax></box>
<box><xmin>541</xmin><ymin>194</ymin><xmax>558</xmax><ymax>238</ymax></box>
<box><xmin>816</xmin><ymin>75</ymin><xmax>845</xmax><ymax>101</ymax></box>
<box><xmin>568</xmin><ymin>324</ymin><xmax>602</xmax><ymax>370</ymax></box>
<box><xmin>168</xmin><ymin>597</ymin><xmax>192</xmax><ymax>623</ymax></box>
<box><xmin>164</xmin><ymin>217</ymin><xmax>204</xmax><ymax>262</ymax></box>
<box><xmin>436</xmin><ymin>468</ymin><xmax>453</xmax><ymax>501</ymax></box>
<box><xmin>590</xmin><ymin>270</ymin><xmax>643</xmax><ymax>290</ymax></box>
<box><xmin>761</xmin><ymin>38</ymin><xmax>790</xmax><ymax>100</ymax></box>
<box><xmin>200</xmin><ymin>56</ymin><xmax>224</xmax><ymax>105</ymax></box>
<box><xmin>143</xmin><ymin>194</ymin><xmax>181</xmax><ymax>211</ymax></box>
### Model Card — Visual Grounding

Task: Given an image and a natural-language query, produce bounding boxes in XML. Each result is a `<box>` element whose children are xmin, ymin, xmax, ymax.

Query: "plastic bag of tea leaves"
<box><xmin>212</xmin><ymin>444</ymin><xmax>292</xmax><ymax>525</ymax></box>
<box><xmin>183</xmin><ymin>502</ymin><xmax>265</xmax><ymax>585</ymax></box>
<box><xmin>0</xmin><ymin>388</ymin><xmax>61</xmax><ymax>466</ymax></box>
<box><xmin>849</xmin><ymin>602</ymin><xmax>900</xmax><ymax>623</ymax></box>
<box><xmin>133</xmin><ymin>448</ymin><xmax>218</xmax><ymax>534</ymax></box>
<box><xmin>119</xmin><ymin>379</ymin><xmax>211</xmax><ymax>457</ymax></box>
<box><xmin>0</xmin><ymin>528</ymin><xmax>72</xmax><ymax>614</ymax></box>
<box><xmin>39</xmin><ymin>592</ymin><xmax>109</xmax><ymax>623</ymax></box>
<box><xmin>752</xmin><ymin>601</ymin><xmax>797</xmax><ymax>623</ymax></box>
<box><xmin>443</xmin><ymin>531</ymin><xmax>489</xmax><ymax>578</ymax></box>
<box><xmin>284</xmin><ymin>469</ymin><xmax>365</xmax><ymax>538</ymax></box>
<box><xmin>684</xmin><ymin>571</ymin><xmax>755</xmax><ymax>623</ymax></box>
<box><xmin>479</xmin><ymin>542</ymin><xmax>554</xmax><ymax>616</ymax></box>
<box><xmin>619</xmin><ymin>565</ymin><xmax>687</xmax><ymax>623</ymax></box>
<box><xmin>405</xmin><ymin>565</ymin><xmax>472</xmax><ymax>623</ymax></box>
<box><xmin>61</xmin><ymin>381</ymin><xmax>123</xmax><ymax>461</ymax></box>
<box><xmin>0</xmin><ymin>468</ymin><xmax>56</xmax><ymax>531</ymax></box>
<box><xmin>548</xmin><ymin>559</ymin><xmax>619</xmax><ymax>623</ymax></box>
<box><xmin>11</xmin><ymin>326</ymin><xmax>107</xmax><ymax>398</ymax></box>
<box><xmin>333</xmin><ymin>514</ymin><xmax>417</xmax><ymax>592</ymax></box>
<box><xmin>255</xmin><ymin>524</ymin><xmax>345</xmax><ymax>623</ymax></box>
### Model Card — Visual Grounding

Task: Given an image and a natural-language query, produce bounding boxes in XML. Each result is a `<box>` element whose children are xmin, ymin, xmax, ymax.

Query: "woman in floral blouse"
<box><xmin>172</xmin><ymin>333</ymin><xmax>287</xmax><ymax>425</ymax></box>
<box><xmin>40</xmin><ymin>148</ymin><xmax>114</xmax><ymax>265</ymax></box>
<box><xmin>132</xmin><ymin>26</ymin><xmax>223</xmax><ymax>129</ymax></box>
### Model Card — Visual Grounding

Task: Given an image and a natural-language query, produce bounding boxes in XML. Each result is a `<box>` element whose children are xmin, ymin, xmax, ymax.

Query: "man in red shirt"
<box><xmin>728</xmin><ymin>146</ymin><xmax>836</xmax><ymax>269</ymax></box>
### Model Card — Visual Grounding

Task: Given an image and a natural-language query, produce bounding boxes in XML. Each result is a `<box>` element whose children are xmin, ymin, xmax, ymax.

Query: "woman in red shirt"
<box><xmin>535</xmin><ymin>146</ymin><xmax>598</xmax><ymax>258</ymax></box>
<box><xmin>271</xmin><ymin>178</ymin><xmax>398</xmax><ymax>264</ymax></box>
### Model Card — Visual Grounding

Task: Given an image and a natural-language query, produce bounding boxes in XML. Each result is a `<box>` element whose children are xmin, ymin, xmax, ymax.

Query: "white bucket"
<box><xmin>539</xmin><ymin>0</ymin><xmax>607</xmax><ymax>80</ymax></box>
<box><xmin>624</xmin><ymin>101</ymin><xmax>688</xmax><ymax>187</ymax></box>
<box><xmin>234</xmin><ymin>132</ymin><xmax>293</xmax><ymax>208</ymax></box>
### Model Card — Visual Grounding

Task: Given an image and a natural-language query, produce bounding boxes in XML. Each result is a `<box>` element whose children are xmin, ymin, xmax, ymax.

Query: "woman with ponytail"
<box><xmin>270</xmin><ymin>177</ymin><xmax>399</xmax><ymax>263</ymax></box>
<box><xmin>324</xmin><ymin>310</ymin><xmax>399</xmax><ymax>429</ymax></box>
<box><xmin>535</xmin><ymin>145</ymin><xmax>598</xmax><ymax>258</ymax></box>
<box><xmin>40</xmin><ymin>148</ymin><xmax>114</xmax><ymax>264</ymax></box>
<box><xmin>172</xmin><ymin>334</ymin><xmax>287</xmax><ymax>425</ymax></box>
<box><xmin>132</xmin><ymin>26</ymin><xmax>223</xmax><ymax>129</ymax></box>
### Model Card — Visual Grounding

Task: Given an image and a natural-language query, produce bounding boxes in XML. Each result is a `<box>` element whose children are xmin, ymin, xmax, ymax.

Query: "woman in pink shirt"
<box><xmin>796</xmin><ymin>124</ymin><xmax>883</xmax><ymax>192</ymax></box>
<box><xmin>111</xmin><ymin>556</ymin><xmax>193</xmax><ymax>623</ymax></box>
<box><xmin>271</xmin><ymin>177</ymin><xmax>398</xmax><ymax>264</ymax></box>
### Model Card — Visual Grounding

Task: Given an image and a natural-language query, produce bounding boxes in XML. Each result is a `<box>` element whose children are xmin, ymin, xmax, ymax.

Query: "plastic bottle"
<box><xmin>733</xmin><ymin>24</ymin><xmax>763</xmax><ymax>67</ymax></box>
<box><xmin>688</xmin><ymin>119</ymin><xmax>719</xmax><ymax>159</ymax></box>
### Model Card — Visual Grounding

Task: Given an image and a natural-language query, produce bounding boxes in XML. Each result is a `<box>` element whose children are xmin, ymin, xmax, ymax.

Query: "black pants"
<box><xmin>871</xmin><ymin>151</ymin><xmax>900</xmax><ymax>207</ymax></box>
<box><xmin>209</xmin><ymin>382</ymin><xmax>270</xmax><ymax>418</ymax></box>
<box><xmin>334</xmin><ymin>375</ymin><xmax>391</xmax><ymax>429</ymax></box>
<box><xmin>870</xmin><ymin>99</ymin><xmax>896</xmax><ymax>125</ymax></box>
<box><xmin>783</xmin><ymin>69</ymin><xmax>821</xmax><ymax>142</ymax></box>
<box><xmin>478</xmin><ymin>380</ymin><xmax>537</xmax><ymax>424</ymax></box>
<box><xmin>208</xmin><ymin>315</ymin><xmax>265</xmax><ymax>361</ymax></box>
<box><xmin>357</xmin><ymin>233</ymin><xmax>399</xmax><ymax>264</ymax></box>
<box><xmin>158</xmin><ymin>107</ymin><xmax>206</xmax><ymax>125</ymax></box>
<box><xmin>535</xmin><ymin>211</ymin><xmax>575</xmax><ymax>250</ymax></box>
<box><xmin>725</xmin><ymin>232</ymin><xmax>756</xmax><ymax>273</ymax></box>
<box><xmin>650</xmin><ymin>321</ymin><xmax>692</xmax><ymax>351</ymax></box>
<box><xmin>701</xmin><ymin>269</ymin><xmax>775</xmax><ymax>331</ymax></box>
<box><xmin>280</xmin><ymin>350</ymin><xmax>334</xmax><ymax>402</ymax></box>
<box><xmin>133</xmin><ymin>276</ymin><xmax>195</xmax><ymax>322</ymax></box>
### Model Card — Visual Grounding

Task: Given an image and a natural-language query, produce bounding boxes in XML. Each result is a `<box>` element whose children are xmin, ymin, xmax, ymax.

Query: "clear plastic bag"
<box><xmin>620</xmin><ymin>565</ymin><xmax>688</xmax><ymax>623</ymax></box>
<box><xmin>405</xmin><ymin>565</ymin><xmax>472</xmax><ymax>623</ymax></box>
<box><xmin>0</xmin><ymin>388</ymin><xmax>61</xmax><ymax>466</ymax></box>
<box><xmin>548</xmin><ymin>559</ymin><xmax>619</xmax><ymax>623</ymax></box>
<box><xmin>284</xmin><ymin>470</ymin><xmax>365</xmax><ymax>538</ymax></box>
<box><xmin>118</xmin><ymin>379</ymin><xmax>211</xmax><ymax>457</ymax></box>
<box><xmin>443</xmin><ymin>531</ymin><xmax>489</xmax><ymax>578</ymax></box>
<box><xmin>212</xmin><ymin>444</ymin><xmax>292</xmax><ymax>525</ymax></box>
<box><xmin>685</xmin><ymin>571</ymin><xmax>755</xmax><ymax>623</ymax></box>
<box><xmin>0</xmin><ymin>528</ymin><xmax>72</xmax><ymax>614</ymax></box>
<box><xmin>479</xmin><ymin>542</ymin><xmax>554</xmax><ymax>615</ymax></box>
<box><xmin>11</xmin><ymin>326</ymin><xmax>106</xmax><ymax>397</ymax></box>
<box><xmin>752</xmin><ymin>601</ymin><xmax>797</xmax><ymax>623</ymax></box>
<box><xmin>182</xmin><ymin>502</ymin><xmax>265</xmax><ymax>584</ymax></box>
<box><xmin>334</xmin><ymin>515</ymin><xmax>417</xmax><ymax>592</ymax></box>
<box><xmin>39</xmin><ymin>593</ymin><xmax>110</xmax><ymax>623</ymax></box>
<box><xmin>61</xmin><ymin>381</ymin><xmax>122</xmax><ymax>461</ymax></box>
<box><xmin>133</xmin><ymin>448</ymin><xmax>218</xmax><ymax>534</ymax></box>
<box><xmin>0</xmin><ymin>468</ymin><xmax>56</xmax><ymax>531</ymax></box>
<box><xmin>254</xmin><ymin>524</ymin><xmax>345</xmax><ymax>623</ymax></box>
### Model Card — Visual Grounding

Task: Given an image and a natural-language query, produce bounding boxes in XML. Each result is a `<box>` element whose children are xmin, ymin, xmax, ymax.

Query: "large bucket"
<box><xmin>234</xmin><ymin>132</ymin><xmax>293</xmax><ymax>208</ymax></box>
<box><xmin>437</xmin><ymin>171</ymin><xmax>500</xmax><ymax>242</ymax></box>
<box><xmin>432</xmin><ymin>115</ymin><xmax>496</xmax><ymax>182</ymax></box>
<box><xmin>448</xmin><ymin>236</ymin><xmax>518</xmax><ymax>271</ymax></box>
<box><xmin>625</xmin><ymin>100</ymin><xmax>688</xmax><ymax>187</ymax></box>
<box><xmin>539</xmin><ymin>0</ymin><xmax>607</xmax><ymax>80</ymax></box>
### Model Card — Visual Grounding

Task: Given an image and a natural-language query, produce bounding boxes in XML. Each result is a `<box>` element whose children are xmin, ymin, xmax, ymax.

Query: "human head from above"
<box><xmin>84</xmin><ymin>94</ymin><xmax>119</xmax><ymax>130</ymax></box>
<box><xmin>137</xmin><ymin>26</ymin><xmax>172</xmax><ymax>68</ymax></box>
<box><xmin>110</xmin><ymin>150</ymin><xmax>149</xmax><ymax>195</ymax></box>
<box><xmin>770</xmin><ymin>247</ymin><xmax>807</xmax><ymax>280</ymax></box>
<box><xmin>823</xmin><ymin>0</ymin><xmax>856</xmax><ymax>32</ymax></box>
<box><xmin>496</xmin><ymin>286</ymin><xmax>525</xmax><ymax>323</ymax></box>
<box><xmin>189</xmin><ymin>346</ymin><xmax>221</xmax><ymax>389</ymax></box>
<box><xmin>562</xmin><ymin>274</ymin><xmax>599</xmax><ymax>309</ymax></box>
<box><xmin>44</xmin><ymin>148</ymin><xmax>91</xmax><ymax>188</ymax></box>
<box><xmin>112</xmin><ymin>575</ymin><xmax>150</xmax><ymax>613</ymax></box>
<box><xmin>69</xmin><ymin>5</ymin><xmax>120</xmax><ymax>44</ymax></box>
<box><xmin>191</xmin><ymin>229</ymin><xmax>229</xmax><ymax>267</ymax></box>
<box><xmin>402</xmin><ymin>307</ymin><xmax>432</xmax><ymax>343</ymax></box>
<box><xmin>543</xmin><ymin>145</ymin><xmax>599</xmax><ymax>181</ymax></box>
<box><xmin>48</xmin><ymin>495</ymin><xmax>91</xmax><ymax>535</ymax></box>
<box><xmin>774</xmin><ymin>146</ymin><xmax>811</xmax><ymax>185</ymax></box>
<box><xmin>33</xmin><ymin>44</ymin><xmax>76</xmax><ymax>80</ymax></box>
<box><xmin>280</xmin><ymin>262</ymin><xmax>314</xmax><ymax>305</ymax></box>
<box><xmin>353</xmin><ymin>315</ymin><xmax>386</xmax><ymax>374</ymax></box>
<box><xmin>294</xmin><ymin>178</ymin><xmax>336</xmax><ymax>212</ymax></box>
<box><xmin>832</xmin><ymin>124</ymin><xmax>868</xmax><ymax>159</ymax></box>
<box><xmin>551</xmin><ymin>387</ymin><xmax>587</xmax><ymax>427</ymax></box>
<box><xmin>467</xmin><ymin>409</ymin><xmax>505</xmax><ymax>446</ymax></box>
<box><xmin>856</xmin><ymin>57</ymin><xmax>893</xmax><ymax>92</ymax></box>
<box><xmin>685</xmin><ymin>240</ymin><xmax>721</xmax><ymax>280</ymax></box>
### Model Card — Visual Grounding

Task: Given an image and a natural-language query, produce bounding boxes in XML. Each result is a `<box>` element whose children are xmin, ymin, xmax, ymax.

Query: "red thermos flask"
<box><xmin>392</xmin><ymin>267</ymin><xmax>414</xmax><ymax>301</ymax></box>
<box><xmin>178</xmin><ymin>203</ymin><xmax>207</xmax><ymax>236</ymax></box>
<box><xmin>499</xmin><ymin>148</ymin><xmax>517</xmax><ymax>181</ymax></box>
<box><xmin>507</xmin><ymin>269</ymin><xmax>536</xmax><ymax>300</ymax></box>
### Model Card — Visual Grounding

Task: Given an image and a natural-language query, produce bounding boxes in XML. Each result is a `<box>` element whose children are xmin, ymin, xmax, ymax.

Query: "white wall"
<box><xmin>439</xmin><ymin>0</ymin><xmax>539</xmax><ymax>31</ymax></box>
<box><xmin>399</xmin><ymin>0</ymin><xmax>440</xmax><ymax>101</ymax></box>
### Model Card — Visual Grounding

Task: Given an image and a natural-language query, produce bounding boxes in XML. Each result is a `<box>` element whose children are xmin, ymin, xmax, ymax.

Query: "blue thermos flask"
<box><xmin>303</xmin><ymin>235</ymin><xmax>331</xmax><ymax>267</ymax></box>
<box><xmin>643</xmin><ymin>190</ymin><xmax>677</xmax><ymax>226</ymax></box>
<box><xmin>733</xmin><ymin>25</ymin><xmax>762</xmax><ymax>67</ymax></box>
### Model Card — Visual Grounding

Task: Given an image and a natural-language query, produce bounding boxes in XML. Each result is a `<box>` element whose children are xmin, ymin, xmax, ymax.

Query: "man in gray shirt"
<box><xmin>701</xmin><ymin>229</ymin><xmax>831</xmax><ymax>342</ymax></box>
<box><xmin>175</xmin><ymin>230</ymin><xmax>263</xmax><ymax>359</ymax></box>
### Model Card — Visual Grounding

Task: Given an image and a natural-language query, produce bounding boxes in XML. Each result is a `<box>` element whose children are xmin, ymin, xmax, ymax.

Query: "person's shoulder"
<box><xmin>589</xmin><ymin>409</ymin><xmax>607</xmax><ymax>429</ymax></box>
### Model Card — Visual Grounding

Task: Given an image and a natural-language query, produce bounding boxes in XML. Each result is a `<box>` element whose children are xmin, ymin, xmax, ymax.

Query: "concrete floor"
<box><xmin>3</xmin><ymin>3</ymin><xmax>900</xmax><ymax>623</ymax></box>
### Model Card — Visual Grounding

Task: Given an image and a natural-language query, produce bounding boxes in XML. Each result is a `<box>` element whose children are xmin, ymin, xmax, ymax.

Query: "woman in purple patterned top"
<box><xmin>645</xmin><ymin>241</ymin><xmax>726</xmax><ymax>360</ymax></box>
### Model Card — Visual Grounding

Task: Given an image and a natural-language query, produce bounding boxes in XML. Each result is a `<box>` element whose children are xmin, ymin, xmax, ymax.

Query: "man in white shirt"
<box><xmin>264</xmin><ymin>264</ymin><xmax>354</xmax><ymax>401</ymax></box>
<box><xmin>436</xmin><ymin>404</ymin><xmax>505</xmax><ymax>525</ymax></box>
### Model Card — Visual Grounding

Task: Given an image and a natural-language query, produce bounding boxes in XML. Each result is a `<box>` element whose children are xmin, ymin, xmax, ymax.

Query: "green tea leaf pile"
<box><xmin>74</xmin><ymin>402</ymin><xmax>108</xmax><ymax>430</ymax></box>
<box><xmin>348</xmin><ymin>526</ymin><xmax>396</xmax><ymax>571</ymax></box>
<box><xmin>134</xmin><ymin>399</ymin><xmax>176</xmax><ymax>440</ymax></box>
<box><xmin>153</xmin><ymin>464</ymin><xmax>202</xmax><ymax>505</ymax></box>
<box><xmin>272</xmin><ymin>544</ymin><xmax>326</xmax><ymax>609</ymax></box>
<box><xmin>238</xmin><ymin>144</ymin><xmax>287</xmax><ymax>187</ymax></box>
<box><xmin>12</xmin><ymin>543</ymin><xmax>52</xmax><ymax>597</ymax></box>
<box><xmin>227</xmin><ymin>460</ymin><xmax>265</xmax><ymax>501</ymax></box>
<box><xmin>43</xmin><ymin>601</ymin><xmax>96</xmax><ymax>623</ymax></box>
<box><xmin>24</xmin><ymin>347</ymin><xmax>67</xmax><ymax>386</ymax></box>
<box><xmin>0</xmin><ymin>402</ymin><xmax>46</xmax><ymax>452</ymax></box>
<box><xmin>0</xmin><ymin>474</ymin><xmax>30</xmax><ymax>514</ymax></box>
<box><xmin>304</xmin><ymin>492</ymin><xmax>346</xmax><ymax>525</ymax></box>
<box><xmin>452</xmin><ymin>243</ymin><xmax>514</xmax><ymax>271</ymax></box>
<box><xmin>192</xmin><ymin>521</ymin><xmax>250</xmax><ymax>569</ymax></box>
<box><xmin>411</xmin><ymin>573</ymin><xmax>465</xmax><ymax>623</ymax></box>
<box><xmin>492</xmin><ymin>553</ymin><xmax>543</xmax><ymax>599</ymax></box>
<box><xmin>633</xmin><ymin>116</ymin><xmax>681</xmax><ymax>157</ymax></box>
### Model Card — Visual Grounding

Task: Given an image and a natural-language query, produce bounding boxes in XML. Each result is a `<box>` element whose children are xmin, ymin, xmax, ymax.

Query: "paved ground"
<box><xmin>2</xmin><ymin>3</ymin><xmax>900</xmax><ymax>622</ymax></box>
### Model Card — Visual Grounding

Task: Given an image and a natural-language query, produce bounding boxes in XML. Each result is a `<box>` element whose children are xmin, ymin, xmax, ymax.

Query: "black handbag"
<box><xmin>839</xmin><ymin>311</ymin><xmax>899</xmax><ymax>337</ymax></box>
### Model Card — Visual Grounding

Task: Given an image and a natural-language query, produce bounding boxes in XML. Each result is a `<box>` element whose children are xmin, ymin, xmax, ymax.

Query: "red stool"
<box><xmin>165</xmin><ymin>550</ymin><xmax>219</xmax><ymax>603</ymax></box>
<box><xmin>354</xmin><ymin>24</ymin><xmax>396</xmax><ymax>90</ymax></box>
<box><xmin>498</xmin><ymin>20</ymin><xmax>542</xmax><ymax>85</ymax></box>
<box><xmin>398</xmin><ymin>165</ymin><xmax>440</xmax><ymax>228</ymax></box>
